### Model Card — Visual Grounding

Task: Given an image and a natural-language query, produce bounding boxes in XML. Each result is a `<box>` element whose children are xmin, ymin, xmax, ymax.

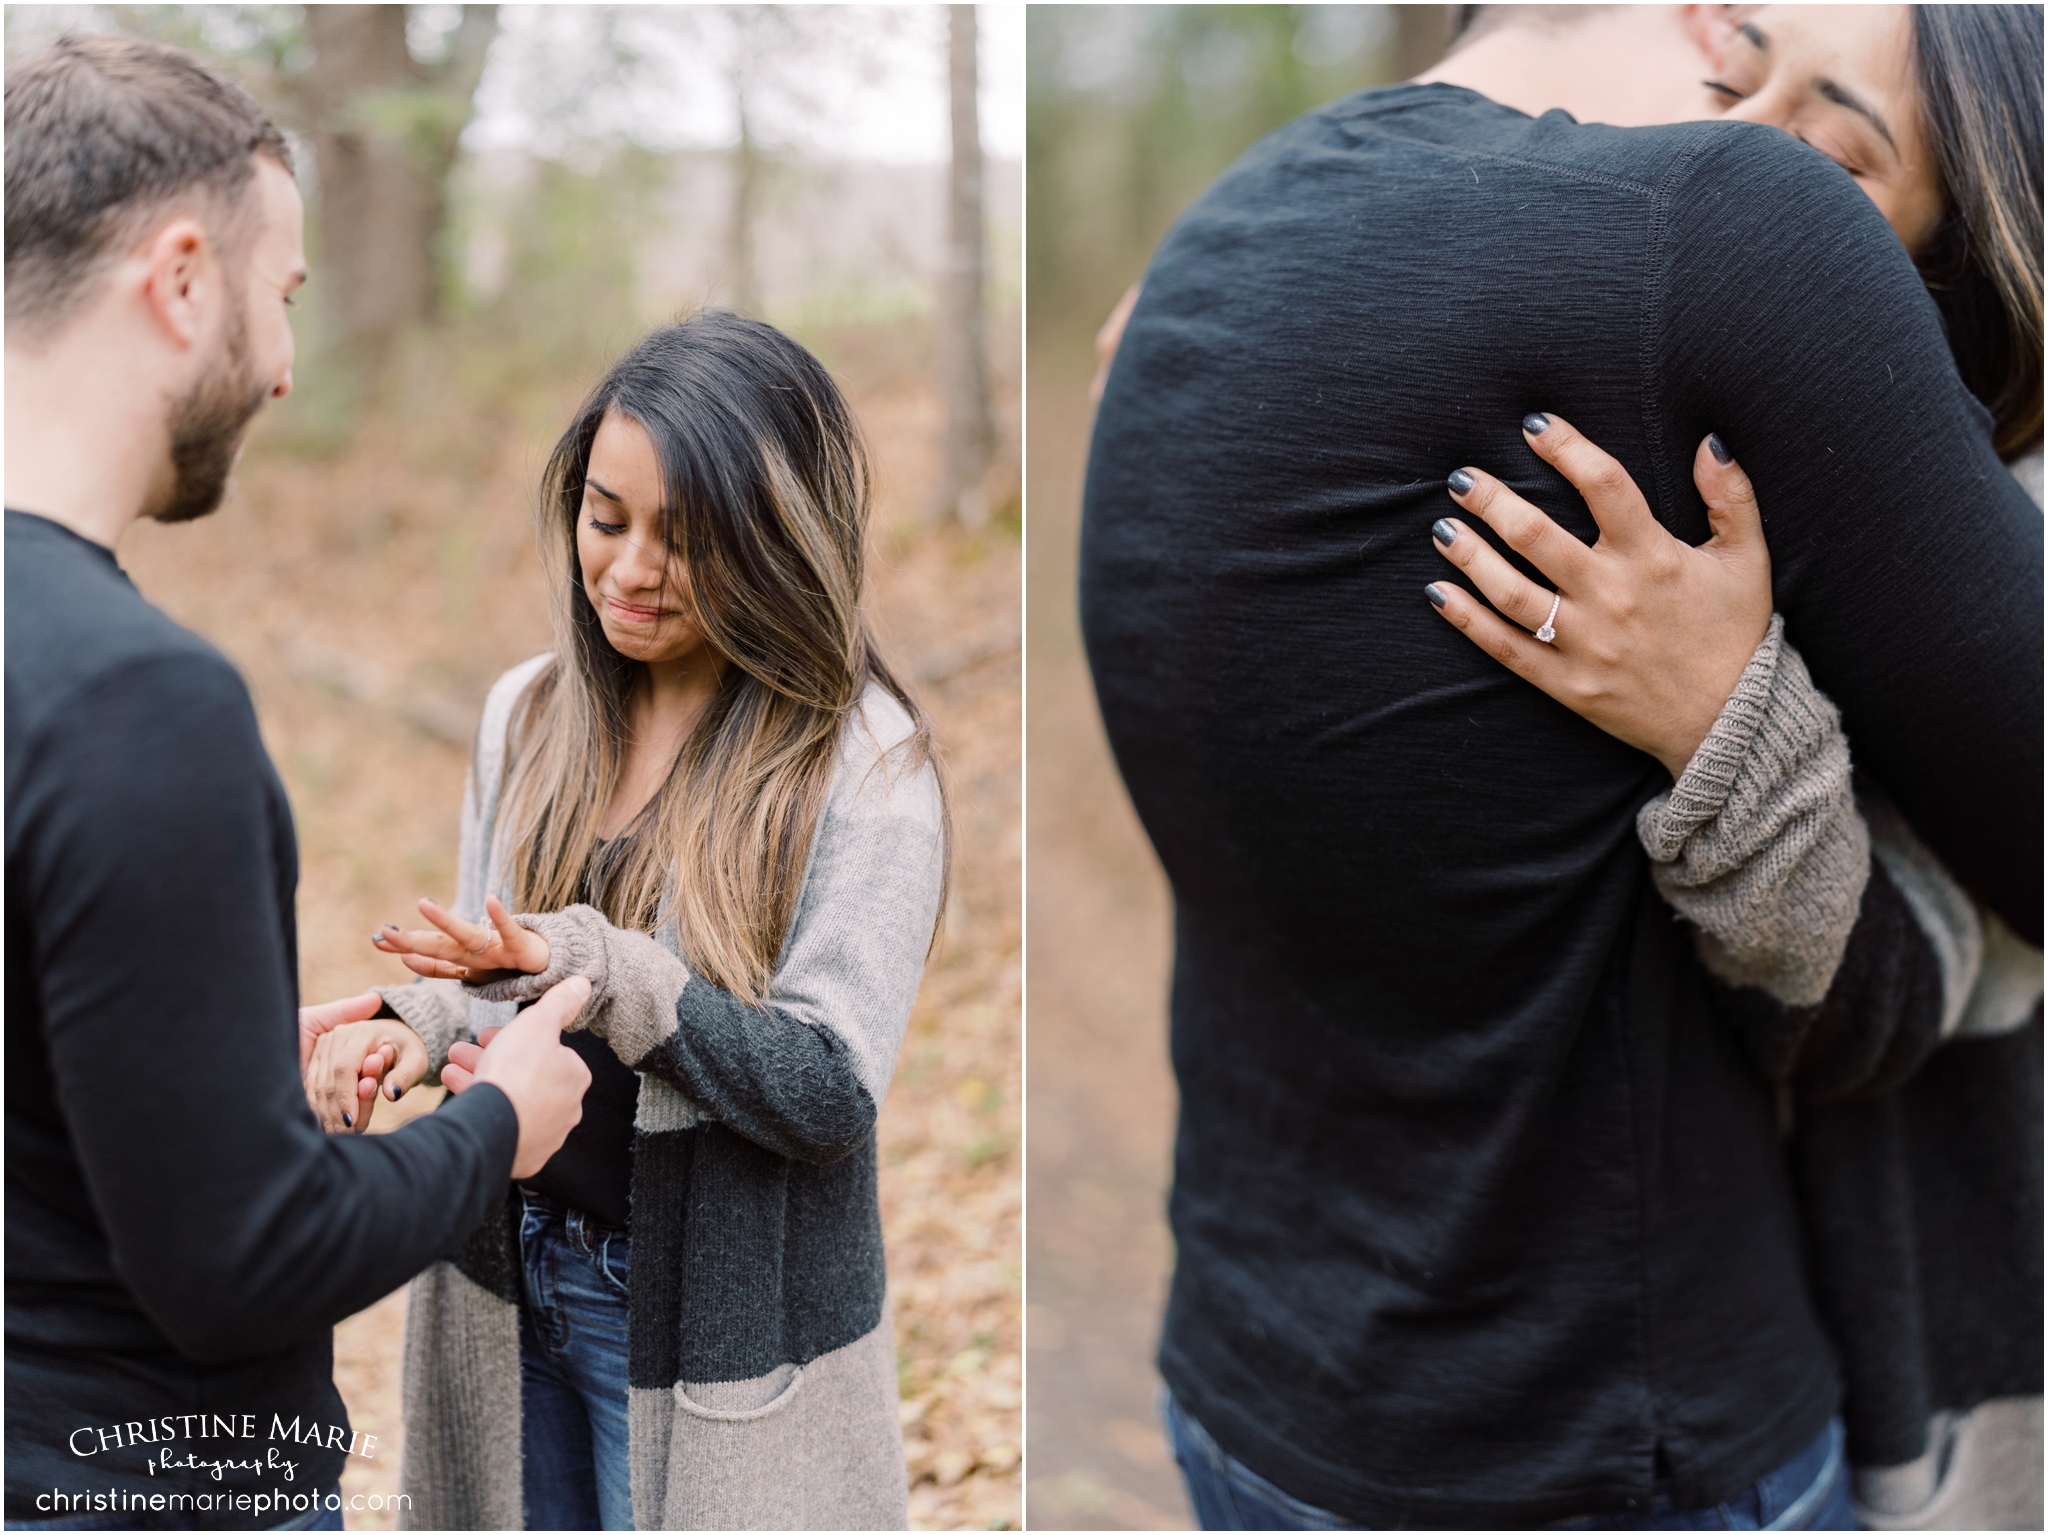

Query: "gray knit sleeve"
<box><xmin>463</xmin><ymin>905</ymin><xmax>688</xmax><ymax>1059</ymax></box>
<box><xmin>1635</xmin><ymin>614</ymin><xmax>1870</xmax><ymax>1007</ymax></box>
<box><xmin>371</xmin><ymin>978</ymin><xmax>469</xmax><ymax>1076</ymax></box>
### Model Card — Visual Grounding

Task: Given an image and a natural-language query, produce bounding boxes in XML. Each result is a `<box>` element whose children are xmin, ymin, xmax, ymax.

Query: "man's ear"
<box><xmin>139</xmin><ymin>217</ymin><xmax>215</xmax><ymax>350</ymax></box>
<box><xmin>1678</xmin><ymin>5</ymin><xmax>1737</xmax><ymax>73</ymax></box>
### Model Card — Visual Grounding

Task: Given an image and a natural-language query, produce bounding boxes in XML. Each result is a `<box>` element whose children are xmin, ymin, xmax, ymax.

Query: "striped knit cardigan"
<box><xmin>376</xmin><ymin>655</ymin><xmax>943</xmax><ymax>1530</ymax></box>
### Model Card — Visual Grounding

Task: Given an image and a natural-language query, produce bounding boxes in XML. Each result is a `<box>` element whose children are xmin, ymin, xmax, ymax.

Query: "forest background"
<box><xmin>1025</xmin><ymin>8</ymin><xmax>1459</xmax><ymax>1528</ymax></box>
<box><xmin>2</xmin><ymin>4</ymin><xmax>1021</xmax><ymax>1528</ymax></box>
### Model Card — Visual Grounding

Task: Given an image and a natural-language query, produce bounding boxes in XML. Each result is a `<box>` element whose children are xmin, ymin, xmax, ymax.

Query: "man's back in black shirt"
<box><xmin>1081</xmin><ymin>86</ymin><xmax>2040</xmax><ymax>1526</ymax></box>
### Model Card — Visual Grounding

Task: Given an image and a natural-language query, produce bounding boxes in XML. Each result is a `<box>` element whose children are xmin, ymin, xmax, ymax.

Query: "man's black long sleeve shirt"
<box><xmin>5</xmin><ymin>511</ymin><xmax>520</xmax><ymax>1526</ymax></box>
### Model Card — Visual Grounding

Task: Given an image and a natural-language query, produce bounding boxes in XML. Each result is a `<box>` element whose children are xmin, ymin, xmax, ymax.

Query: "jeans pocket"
<box><xmin>597</xmin><ymin>1233</ymin><xmax>631</xmax><ymax>1300</ymax></box>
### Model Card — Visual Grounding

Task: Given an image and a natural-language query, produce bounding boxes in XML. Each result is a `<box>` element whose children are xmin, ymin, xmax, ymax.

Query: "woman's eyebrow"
<box><xmin>586</xmin><ymin>478</ymin><xmax>626</xmax><ymax>504</ymax></box>
<box><xmin>1814</xmin><ymin>77</ymin><xmax>1896</xmax><ymax>148</ymax></box>
<box><xmin>1736</xmin><ymin>22</ymin><xmax>1767</xmax><ymax>51</ymax></box>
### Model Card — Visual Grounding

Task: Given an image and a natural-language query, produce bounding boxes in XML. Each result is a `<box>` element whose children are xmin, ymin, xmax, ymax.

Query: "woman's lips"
<box><xmin>605</xmin><ymin>596</ymin><xmax>665</xmax><ymax>624</ymax></box>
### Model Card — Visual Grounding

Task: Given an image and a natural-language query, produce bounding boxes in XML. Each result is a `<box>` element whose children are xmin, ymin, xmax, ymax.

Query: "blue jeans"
<box><xmin>517</xmin><ymin>1190</ymin><xmax>633</xmax><ymax>1531</ymax></box>
<box><xmin>1163</xmin><ymin>1390</ymin><xmax>1856</xmax><ymax>1530</ymax></box>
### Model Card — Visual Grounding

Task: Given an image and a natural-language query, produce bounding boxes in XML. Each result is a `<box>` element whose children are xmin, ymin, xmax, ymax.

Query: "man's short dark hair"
<box><xmin>4</xmin><ymin>33</ymin><xmax>293</xmax><ymax>341</ymax></box>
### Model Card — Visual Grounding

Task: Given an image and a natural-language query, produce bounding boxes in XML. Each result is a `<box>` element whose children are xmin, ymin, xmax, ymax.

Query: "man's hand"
<box><xmin>298</xmin><ymin>991</ymin><xmax>383</xmax><ymax>1072</ymax></box>
<box><xmin>303</xmin><ymin>1019</ymin><xmax>430</xmax><ymax>1133</ymax></box>
<box><xmin>1090</xmin><ymin>282</ymin><xmax>1142</xmax><ymax>405</ymax></box>
<box><xmin>443</xmin><ymin>976</ymin><xmax>591</xmax><ymax>1179</ymax></box>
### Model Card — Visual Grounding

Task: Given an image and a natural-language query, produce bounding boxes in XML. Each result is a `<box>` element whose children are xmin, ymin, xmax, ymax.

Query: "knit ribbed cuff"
<box><xmin>458</xmin><ymin>905</ymin><xmax>691</xmax><ymax>1062</ymax></box>
<box><xmin>462</xmin><ymin>905</ymin><xmax>609</xmax><ymax>1032</ymax></box>
<box><xmin>1636</xmin><ymin>614</ymin><xmax>1869</xmax><ymax>1006</ymax></box>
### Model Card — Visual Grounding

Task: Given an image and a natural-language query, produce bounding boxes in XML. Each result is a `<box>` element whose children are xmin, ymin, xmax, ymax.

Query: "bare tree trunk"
<box><xmin>728</xmin><ymin>87</ymin><xmax>761</xmax><ymax>315</ymax></box>
<box><xmin>938</xmin><ymin>3</ymin><xmax>993</xmax><ymax>527</ymax></box>
<box><xmin>296</xmin><ymin>5</ymin><xmax>498</xmax><ymax>379</ymax></box>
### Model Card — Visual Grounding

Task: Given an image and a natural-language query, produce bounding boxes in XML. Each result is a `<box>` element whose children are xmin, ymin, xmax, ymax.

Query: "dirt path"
<box><xmin>1023</xmin><ymin>348</ymin><xmax>1191</xmax><ymax>1529</ymax></box>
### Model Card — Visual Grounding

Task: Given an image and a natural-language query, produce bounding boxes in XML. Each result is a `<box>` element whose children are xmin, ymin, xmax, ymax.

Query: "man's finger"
<box><xmin>448</xmin><ymin>1040</ymin><xmax>484</xmax><ymax>1075</ymax></box>
<box><xmin>1520</xmin><ymin>412</ymin><xmax>1660</xmax><ymax>552</ymax></box>
<box><xmin>442</xmin><ymin>1062</ymin><xmax>476</xmax><ymax>1094</ymax></box>
<box><xmin>299</xmin><ymin>990</ymin><xmax>383</xmax><ymax>1036</ymax></box>
<box><xmin>513</xmin><ymin>975</ymin><xmax>593</xmax><ymax>1035</ymax></box>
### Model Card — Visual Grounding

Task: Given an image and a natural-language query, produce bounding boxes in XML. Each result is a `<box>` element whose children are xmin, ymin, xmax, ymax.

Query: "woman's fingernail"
<box><xmin>1708</xmin><ymin>433</ymin><xmax>1734</xmax><ymax>465</ymax></box>
<box><xmin>1447</xmin><ymin>469</ymin><xmax>1475</xmax><ymax>495</ymax></box>
<box><xmin>342</xmin><ymin>1111</ymin><xmax>353</xmax><ymax>1127</ymax></box>
<box><xmin>1523</xmin><ymin>412</ymin><xmax>1550</xmax><ymax>435</ymax></box>
<box><xmin>391</xmin><ymin>1081</ymin><xmax>405</xmax><ymax>1100</ymax></box>
<box><xmin>1425</xmin><ymin>583</ymin><xmax>1449</xmax><ymax>609</ymax></box>
<box><xmin>1431</xmin><ymin>518</ymin><xmax>1458</xmax><ymax>547</ymax></box>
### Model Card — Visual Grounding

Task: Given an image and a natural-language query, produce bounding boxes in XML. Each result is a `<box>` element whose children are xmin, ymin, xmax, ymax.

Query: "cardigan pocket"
<box><xmin>674</xmin><ymin>1362</ymin><xmax>804</xmax><ymax>1421</ymax></box>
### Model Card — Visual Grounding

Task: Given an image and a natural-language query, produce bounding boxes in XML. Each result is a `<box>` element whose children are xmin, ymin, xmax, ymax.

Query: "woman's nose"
<box><xmin>614</xmin><ymin>535</ymin><xmax>664</xmax><ymax>590</ymax></box>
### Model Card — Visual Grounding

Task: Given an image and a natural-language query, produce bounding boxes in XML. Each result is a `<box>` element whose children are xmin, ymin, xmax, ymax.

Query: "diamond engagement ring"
<box><xmin>1535</xmin><ymin>591</ymin><xmax>1560</xmax><ymax>644</ymax></box>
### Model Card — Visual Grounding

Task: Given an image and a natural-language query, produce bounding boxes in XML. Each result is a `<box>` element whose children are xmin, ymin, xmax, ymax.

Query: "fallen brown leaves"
<box><xmin>120</xmin><ymin>319</ymin><xmax>1018</xmax><ymax>1530</ymax></box>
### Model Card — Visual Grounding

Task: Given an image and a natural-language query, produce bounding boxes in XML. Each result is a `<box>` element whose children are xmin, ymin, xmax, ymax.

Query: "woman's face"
<box><xmin>576</xmin><ymin>410</ymin><xmax>713</xmax><ymax>668</ymax></box>
<box><xmin>1686</xmin><ymin>5</ymin><xmax>1945</xmax><ymax>254</ymax></box>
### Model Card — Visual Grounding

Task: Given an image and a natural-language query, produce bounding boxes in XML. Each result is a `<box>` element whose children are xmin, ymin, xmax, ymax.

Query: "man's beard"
<box><xmin>149</xmin><ymin>297</ymin><xmax>272</xmax><ymax>526</ymax></box>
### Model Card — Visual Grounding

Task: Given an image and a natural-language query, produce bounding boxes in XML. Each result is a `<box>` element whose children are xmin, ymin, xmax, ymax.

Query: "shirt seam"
<box><xmin>1638</xmin><ymin>128</ymin><xmax>1720</xmax><ymax>535</ymax></box>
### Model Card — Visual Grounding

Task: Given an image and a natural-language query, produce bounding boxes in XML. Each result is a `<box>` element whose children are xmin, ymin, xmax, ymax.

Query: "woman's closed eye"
<box><xmin>588</xmin><ymin>515</ymin><xmax>629</xmax><ymax>536</ymax></box>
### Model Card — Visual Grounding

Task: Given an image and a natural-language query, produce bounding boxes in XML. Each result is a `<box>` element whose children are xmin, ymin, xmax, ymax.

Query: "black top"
<box><xmin>522</xmin><ymin>836</ymin><xmax>646</xmax><ymax>1230</ymax></box>
<box><xmin>525</xmin><ymin>1029</ymin><xmax>639</xmax><ymax>1229</ymax></box>
<box><xmin>1080</xmin><ymin>87</ymin><xmax>2042</xmax><ymax>1527</ymax></box>
<box><xmin>5</xmin><ymin>511</ymin><xmax>520</xmax><ymax>1527</ymax></box>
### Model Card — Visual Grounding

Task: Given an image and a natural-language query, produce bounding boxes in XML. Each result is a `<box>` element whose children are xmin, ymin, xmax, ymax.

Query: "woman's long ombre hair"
<box><xmin>1911</xmin><ymin>5</ymin><xmax>2043</xmax><ymax>458</ymax></box>
<box><xmin>498</xmin><ymin>312</ymin><xmax>946</xmax><ymax>1002</ymax></box>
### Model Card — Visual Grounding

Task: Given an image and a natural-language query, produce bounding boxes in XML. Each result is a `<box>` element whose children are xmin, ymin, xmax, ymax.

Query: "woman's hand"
<box><xmin>303</xmin><ymin>1018</ymin><xmax>429</xmax><ymax>1133</ymax></box>
<box><xmin>372</xmin><ymin>893</ymin><xmax>551</xmax><ymax>982</ymax></box>
<box><xmin>1425</xmin><ymin>414</ymin><xmax>1773</xmax><ymax>780</ymax></box>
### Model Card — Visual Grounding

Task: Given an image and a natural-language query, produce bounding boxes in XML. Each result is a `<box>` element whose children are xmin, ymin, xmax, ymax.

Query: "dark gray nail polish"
<box><xmin>1708</xmin><ymin>433</ymin><xmax>1734</xmax><ymax>465</ymax></box>
<box><xmin>1425</xmin><ymin>583</ymin><xmax>1449</xmax><ymax>608</ymax></box>
<box><xmin>1432</xmin><ymin>518</ymin><xmax>1458</xmax><ymax>547</ymax></box>
<box><xmin>1447</xmin><ymin>469</ymin><xmax>1475</xmax><ymax>495</ymax></box>
<box><xmin>342</xmin><ymin>1111</ymin><xmax>353</xmax><ymax>1128</ymax></box>
<box><xmin>391</xmin><ymin>1081</ymin><xmax>405</xmax><ymax>1100</ymax></box>
<box><xmin>1523</xmin><ymin>412</ymin><xmax>1550</xmax><ymax>435</ymax></box>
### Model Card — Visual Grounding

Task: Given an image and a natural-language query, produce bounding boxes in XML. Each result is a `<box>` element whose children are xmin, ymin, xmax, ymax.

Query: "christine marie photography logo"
<box><xmin>27</xmin><ymin>1412</ymin><xmax>411</xmax><ymax>1522</ymax></box>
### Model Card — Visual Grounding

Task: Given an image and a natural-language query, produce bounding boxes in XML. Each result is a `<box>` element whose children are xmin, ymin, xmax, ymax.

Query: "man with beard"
<box><xmin>5</xmin><ymin>35</ymin><xmax>592</xmax><ymax>1531</ymax></box>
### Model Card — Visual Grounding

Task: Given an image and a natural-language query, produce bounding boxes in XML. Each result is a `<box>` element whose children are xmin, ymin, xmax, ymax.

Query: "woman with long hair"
<box><xmin>305</xmin><ymin>311</ymin><xmax>946</xmax><ymax>1530</ymax></box>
